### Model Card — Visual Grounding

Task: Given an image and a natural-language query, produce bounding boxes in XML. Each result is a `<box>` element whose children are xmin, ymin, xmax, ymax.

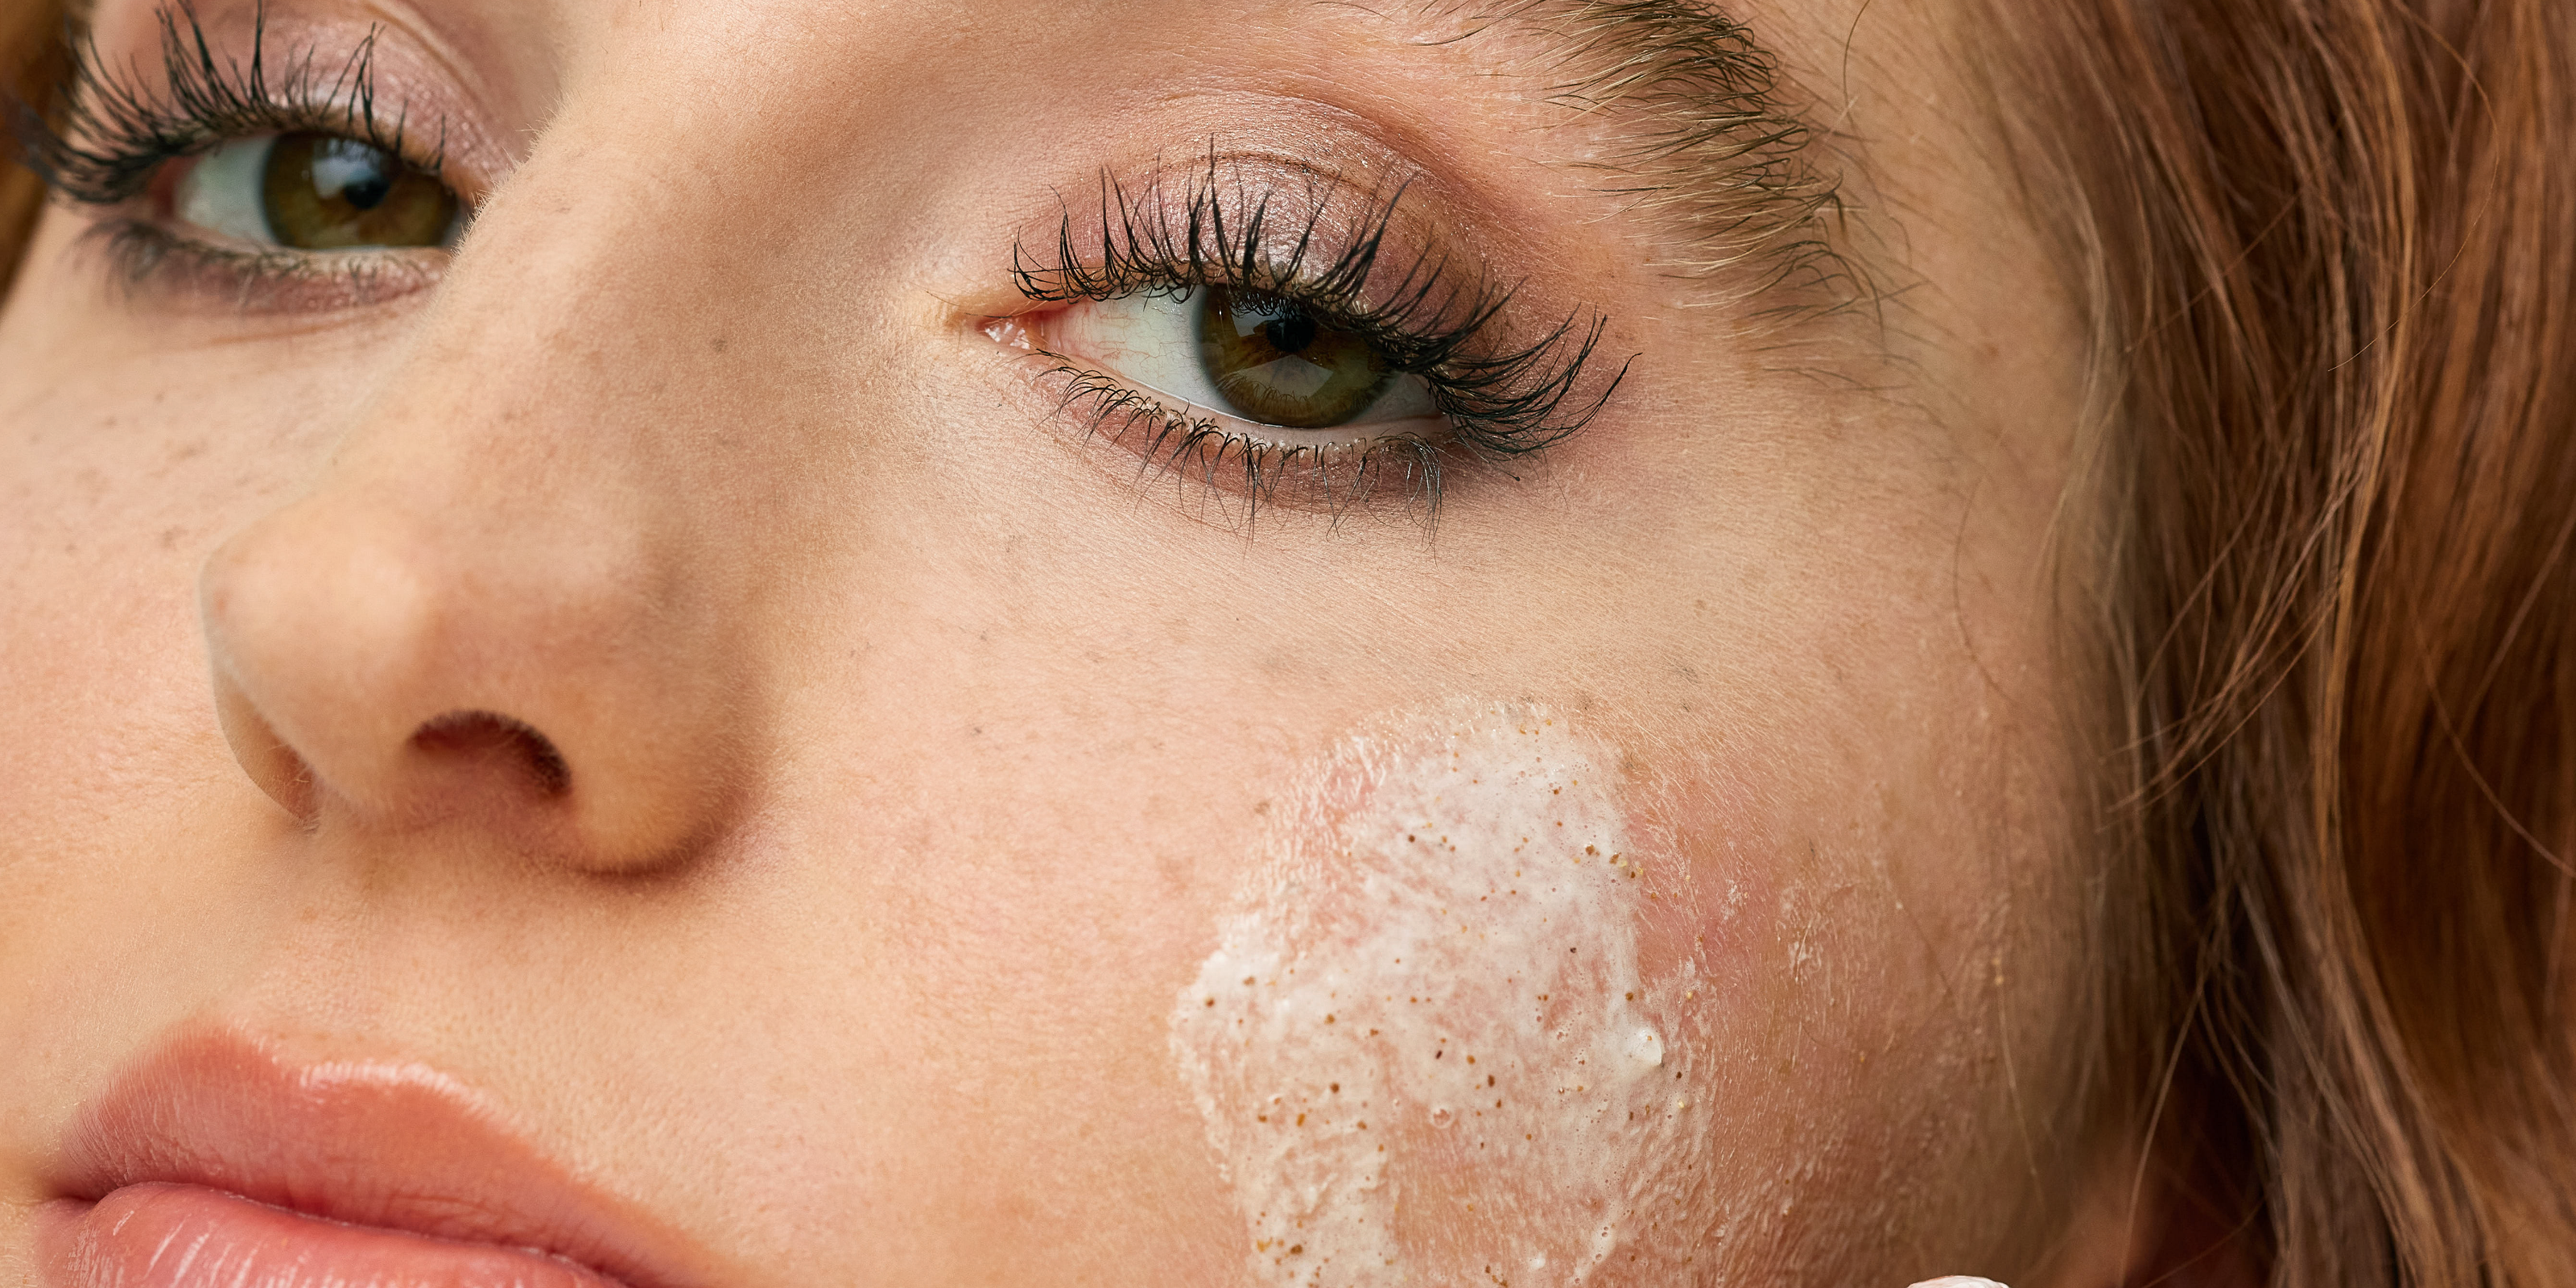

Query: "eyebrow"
<box><xmin>1401</xmin><ymin>0</ymin><xmax>1866</xmax><ymax>318</ymax></box>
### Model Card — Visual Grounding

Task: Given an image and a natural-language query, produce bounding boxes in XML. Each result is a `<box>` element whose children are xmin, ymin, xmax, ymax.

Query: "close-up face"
<box><xmin>0</xmin><ymin>1</ymin><xmax>2103</xmax><ymax>1284</ymax></box>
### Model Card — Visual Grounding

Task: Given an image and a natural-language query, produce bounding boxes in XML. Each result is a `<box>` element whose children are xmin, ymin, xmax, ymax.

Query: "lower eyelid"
<box><xmin>1216</xmin><ymin>412</ymin><xmax>1443</xmax><ymax>453</ymax></box>
<box><xmin>1008</xmin><ymin>357</ymin><xmax>1451</xmax><ymax>514</ymax></box>
<box><xmin>1034</xmin><ymin>345</ymin><xmax>1442</xmax><ymax>444</ymax></box>
<box><xmin>80</xmin><ymin>220</ymin><xmax>448</xmax><ymax>316</ymax></box>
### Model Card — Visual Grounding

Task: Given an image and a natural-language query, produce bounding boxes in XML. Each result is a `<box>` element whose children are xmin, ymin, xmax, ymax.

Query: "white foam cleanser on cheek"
<box><xmin>1173</xmin><ymin>704</ymin><xmax>1711</xmax><ymax>1287</ymax></box>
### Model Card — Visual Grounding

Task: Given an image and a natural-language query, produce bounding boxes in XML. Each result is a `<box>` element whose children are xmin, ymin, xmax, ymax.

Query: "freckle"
<box><xmin>1331</xmin><ymin>1084</ymin><xmax>1340</xmax><ymax>1092</ymax></box>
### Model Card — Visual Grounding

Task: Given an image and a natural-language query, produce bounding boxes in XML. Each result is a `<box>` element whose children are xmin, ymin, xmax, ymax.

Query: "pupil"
<box><xmin>1259</xmin><ymin>313</ymin><xmax>1318</xmax><ymax>355</ymax></box>
<box><xmin>311</xmin><ymin>140</ymin><xmax>394</xmax><ymax>211</ymax></box>
<box><xmin>339</xmin><ymin>174</ymin><xmax>391</xmax><ymax>211</ymax></box>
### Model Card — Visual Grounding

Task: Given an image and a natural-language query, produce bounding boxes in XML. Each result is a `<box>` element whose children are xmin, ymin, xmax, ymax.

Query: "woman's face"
<box><xmin>0</xmin><ymin>0</ymin><xmax>2096</xmax><ymax>1283</ymax></box>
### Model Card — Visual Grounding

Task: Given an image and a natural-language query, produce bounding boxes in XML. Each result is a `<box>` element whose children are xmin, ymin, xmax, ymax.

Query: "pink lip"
<box><xmin>37</xmin><ymin>1026</ymin><xmax>711</xmax><ymax>1288</ymax></box>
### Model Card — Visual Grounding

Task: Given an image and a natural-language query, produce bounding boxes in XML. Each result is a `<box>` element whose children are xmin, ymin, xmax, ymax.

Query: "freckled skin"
<box><xmin>0</xmin><ymin>0</ymin><xmax>2104</xmax><ymax>1284</ymax></box>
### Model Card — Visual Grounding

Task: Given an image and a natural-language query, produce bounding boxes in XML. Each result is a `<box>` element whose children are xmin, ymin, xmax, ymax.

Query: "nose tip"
<box><xmin>202</xmin><ymin>518</ymin><xmax>446</xmax><ymax>824</ymax></box>
<box><xmin>199</xmin><ymin>480</ymin><xmax>747</xmax><ymax>872</ymax></box>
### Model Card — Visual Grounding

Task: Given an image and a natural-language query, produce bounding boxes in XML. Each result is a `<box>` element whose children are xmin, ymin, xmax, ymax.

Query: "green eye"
<box><xmin>1195</xmin><ymin>286</ymin><xmax>1397</xmax><ymax>429</ymax></box>
<box><xmin>176</xmin><ymin>132</ymin><xmax>460</xmax><ymax>252</ymax></box>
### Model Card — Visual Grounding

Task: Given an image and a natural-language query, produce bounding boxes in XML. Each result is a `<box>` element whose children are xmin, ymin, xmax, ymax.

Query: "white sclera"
<box><xmin>1173</xmin><ymin>704</ymin><xmax>1708</xmax><ymax>1288</ymax></box>
<box><xmin>173</xmin><ymin>135</ymin><xmax>279</xmax><ymax>246</ymax></box>
<box><xmin>1047</xmin><ymin>287</ymin><xmax>1437</xmax><ymax>436</ymax></box>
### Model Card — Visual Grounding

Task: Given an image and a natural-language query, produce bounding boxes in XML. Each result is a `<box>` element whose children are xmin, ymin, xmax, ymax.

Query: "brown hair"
<box><xmin>0</xmin><ymin>2</ymin><xmax>61</xmax><ymax>303</ymax></box>
<box><xmin>1987</xmin><ymin>0</ymin><xmax>2576</xmax><ymax>1282</ymax></box>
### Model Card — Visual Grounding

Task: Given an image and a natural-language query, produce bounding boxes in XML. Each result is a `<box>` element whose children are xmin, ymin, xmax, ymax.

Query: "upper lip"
<box><xmin>44</xmin><ymin>1022</ymin><xmax>711</xmax><ymax>1288</ymax></box>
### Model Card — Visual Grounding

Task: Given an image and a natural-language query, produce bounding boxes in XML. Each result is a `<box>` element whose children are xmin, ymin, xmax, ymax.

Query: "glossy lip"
<box><xmin>40</xmin><ymin>1023</ymin><xmax>712</xmax><ymax>1288</ymax></box>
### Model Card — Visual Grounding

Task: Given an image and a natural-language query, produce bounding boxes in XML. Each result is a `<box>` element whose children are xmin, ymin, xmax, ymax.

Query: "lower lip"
<box><xmin>42</xmin><ymin>1183</ymin><xmax>628</xmax><ymax>1288</ymax></box>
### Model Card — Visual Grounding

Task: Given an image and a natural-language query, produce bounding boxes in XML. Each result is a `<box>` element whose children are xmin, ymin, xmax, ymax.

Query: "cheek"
<box><xmin>1168</xmin><ymin>702</ymin><xmax>1762</xmax><ymax>1286</ymax></box>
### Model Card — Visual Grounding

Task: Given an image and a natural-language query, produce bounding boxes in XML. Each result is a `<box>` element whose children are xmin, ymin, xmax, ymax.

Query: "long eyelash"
<box><xmin>15</xmin><ymin>0</ymin><xmax>439</xmax><ymax>208</ymax></box>
<box><xmin>1009</xmin><ymin>151</ymin><xmax>1630</xmax><ymax>508</ymax></box>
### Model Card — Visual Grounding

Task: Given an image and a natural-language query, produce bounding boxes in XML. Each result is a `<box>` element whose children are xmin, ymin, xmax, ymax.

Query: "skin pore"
<box><xmin>0</xmin><ymin>0</ymin><xmax>2107</xmax><ymax>1284</ymax></box>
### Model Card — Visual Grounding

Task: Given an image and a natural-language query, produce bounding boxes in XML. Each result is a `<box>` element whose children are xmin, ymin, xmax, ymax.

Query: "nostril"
<box><xmin>411</xmin><ymin>710</ymin><xmax>572</xmax><ymax>798</ymax></box>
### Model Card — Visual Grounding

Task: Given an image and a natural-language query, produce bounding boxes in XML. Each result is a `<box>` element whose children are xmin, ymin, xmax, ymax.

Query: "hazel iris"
<box><xmin>261</xmin><ymin>132</ymin><xmax>456</xmax><ymax>251</ymax></box>
<box><xmin>1195</xmin><ymin>285</ymin><xmax>1397</xmax><ymax>428</ymax></box>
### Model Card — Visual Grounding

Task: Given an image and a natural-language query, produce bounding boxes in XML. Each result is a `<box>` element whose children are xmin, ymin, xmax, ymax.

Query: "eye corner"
<box><xmin>976</xmin><ymin>311</ymin><xmax>1048</xmax><ymax>353</ymax></box>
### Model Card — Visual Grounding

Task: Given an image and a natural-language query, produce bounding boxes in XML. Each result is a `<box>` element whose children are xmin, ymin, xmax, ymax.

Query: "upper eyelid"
<box><xmin>1012</xmin><ymin>159</ymin><xmax>1428</xmax><ymax>303</ymax></box>
<box><xmin>1008</xmin><ymin>161</ymin><xmax>1509</xmax><ymax>374</ymax></box>
<box><xmin>28</xmin><ymin>8</ymin><xmax>476</xmax><ymax>208</ymax></box>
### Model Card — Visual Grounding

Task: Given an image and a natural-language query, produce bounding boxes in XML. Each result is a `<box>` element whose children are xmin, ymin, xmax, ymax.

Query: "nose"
<box><xmin>203</xmin><ymin>466</ymin><xmax>746</xmax><ymax>870</ymax></box>
<box><xmin>200</xmin><ymin>239</ymin><xmax>761</xmax><ymax>875</ymax></box>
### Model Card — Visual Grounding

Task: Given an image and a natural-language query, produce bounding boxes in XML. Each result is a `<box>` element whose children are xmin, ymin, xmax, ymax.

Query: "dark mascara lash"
<box><xmin>1010</xmin><ymin>152</ymin><xmax>1629</xmax><ymax>464</ymax></box>
<box><xmin>23</xmin><ymin>1</ymin><xmax>440</xmax><ymax>208</ymax></box>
